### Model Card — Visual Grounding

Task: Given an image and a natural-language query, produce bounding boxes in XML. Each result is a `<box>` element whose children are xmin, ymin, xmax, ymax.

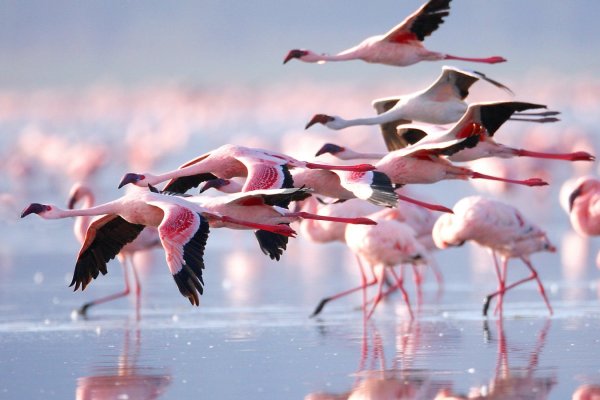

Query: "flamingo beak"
<box><xmin>568</xmin><ymin>186</ymin><xmax>583</xmax><ymax>212</ymax></box>
<box><xmin>198</xmin><ymin>178</ymin><xmax>231</xmax><ymax>193</ymax></box>
<box><xmin>283</xmin><ymin>49</ymin><xmax>308</xmax><ymax>64</ymax></box>
<box><xmin>21</xmin><ymin>203</ymin><xmax>49</xmax><ymax>218</ymax></box>
<box><xmin>305</xmin><ymin>114</ymin><xmax>334</xmax><ymax>130</ymax></box>
<box><xmin>315</xmin><ymin>143</ymin><xmax>345</xmax><ymax>157</ymax></box>
<box><xmin>118</xmin><ymin>173</ymin><xmax>144</xmax><ymax>189</ymax></box>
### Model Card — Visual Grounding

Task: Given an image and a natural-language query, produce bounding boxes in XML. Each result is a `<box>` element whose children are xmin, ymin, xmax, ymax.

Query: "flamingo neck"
<box><xmin>335</xmin><ymin>149</ymin><xmax>385</xmax><ymax>161</ymax></box>
<box><xmin>53</xmin><ymin>201</ymin><xmax>120</xmax><ymax>219</ymax></box>
<box><xmin>73</xmin><ymin>192</ymin><xmax>95</xmax><ymax>243</ymax></box>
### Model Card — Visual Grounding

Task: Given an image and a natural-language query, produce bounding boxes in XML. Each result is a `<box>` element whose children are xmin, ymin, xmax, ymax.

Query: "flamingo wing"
<box><xmin>240</xmin><ymin>158</ymin><xmax>294</xmax><ymax>192</ymax></box>
<box><xmin>371</xmin><ymin>97</ymin><xmax>413</xmax><ymax>151</ymax></box>
<box><xmin>163</xmin><ymin>172</ymin><xmax>219</xmax><ymax>194</ymax></box>
<box><xmin>148</xmin><ymin>200</ymin><xmax>209</xmax><ymax>306</ymax></box>
<box><xmin>476</xmin><ymin>101</ymin><xmax>547</xmax><ymax>136</ymax></box>
<box><xmin>70</xmin><ymin>215</ymin><xmax>145</xmax><ymax>291</ymax></box>
<box><xmin>222</xmin><ymin>187</ymin><xmax>312</xmax><ymax>207</ymax></box>
<box><xmin>398</xmin><ymin>135</ymin><xmax>479</xmax><ymax>158</ymax></box>
<box><xmin>382</xmin><ymin>0</ymin><xmax>451</xmax><ymax>43</ymax></box>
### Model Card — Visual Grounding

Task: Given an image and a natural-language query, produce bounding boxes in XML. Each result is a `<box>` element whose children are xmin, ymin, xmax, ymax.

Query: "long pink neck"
<box><xmin>51</xmin><ymin>201</ymin><xmax>120</xmax><ymax>219</ymax></box>
<box><xmin>305</xmin><ymin>50</ymin><xmax>359</xmax><ymax>63</ymax></box>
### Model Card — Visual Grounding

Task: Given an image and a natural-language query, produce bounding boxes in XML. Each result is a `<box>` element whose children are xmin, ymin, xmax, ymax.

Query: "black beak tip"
<box><xmin>118</xmin><ymin>173</ymin><xmax>142</xmax><ymax>189</ymax></box>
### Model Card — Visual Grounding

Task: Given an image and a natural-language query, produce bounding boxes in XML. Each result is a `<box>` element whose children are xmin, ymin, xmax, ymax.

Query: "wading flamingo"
<box><xmin>284</xmin><ymin>0</ymin><xmax>505</xmax><ymax>67</ymax></box>
<box><xmin>432</xmin><ymin>196</ymin><xmax>556</xmax><ymax>316</ymax></box>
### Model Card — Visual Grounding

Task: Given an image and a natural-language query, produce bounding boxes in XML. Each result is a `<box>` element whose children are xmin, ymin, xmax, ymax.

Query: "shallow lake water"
<box><xmin>1</xmin><ymin>223</ymin><xmax>600</xmax><ymax>399</ymax></box>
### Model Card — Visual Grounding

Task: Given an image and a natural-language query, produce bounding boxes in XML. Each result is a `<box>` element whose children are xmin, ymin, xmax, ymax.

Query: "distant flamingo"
<box><xmin>305</xmin><ymin>66</ymin><xmax>512</xmax><ymax>150</ymax></box>
<box><xmin>564</xmin><ymin>177</ymin><xmax>600</xmax><ymax>237</ymax></box>
<box><xmin>315</xmin><ymin>137</ymin><xmax>549</xmax><ymax>189</ymax></box>
<box><xmin>284</xmin><ymin>0</ymin><xmax>505</xmax><ymax>67</ymax></box>
<box><xmin>68</xmin><ymin>183</ymin><xmax>162</xmax><ymax>315</ymax></box>
<box><xmin>21</xmin><ymin>188</ymin><xmax>297</xmax><ymax>306</ymax></box>
<box><xmin>117</xmin><ymin>143</ymin><xmax>375</xmax><ymax>194</ymax></box>
<box><xmin>392</xmin><ymin>101</ymin><xmax>593</xmax><ymax>163</ymax></box>
<box><xmin>312</xmin><ymin>209</ymin><xmax>427</xmax><ymax>319</ymax></box>
<box><xmin>432</xmin><ymin>196</ymin><xmax>556</xmax><ymax>316</ymax></box>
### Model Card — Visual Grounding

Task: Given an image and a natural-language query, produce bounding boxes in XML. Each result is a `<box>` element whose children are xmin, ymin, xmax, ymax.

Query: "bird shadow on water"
<box><xmin>74</xmin><ymin>323</ymin><xmax>172</xmax><ymax>400</ymax></box>
<box><xmin>306</xmin><ymin>317</ymin><xmax>558</xmax><ymax>399</ymax></box>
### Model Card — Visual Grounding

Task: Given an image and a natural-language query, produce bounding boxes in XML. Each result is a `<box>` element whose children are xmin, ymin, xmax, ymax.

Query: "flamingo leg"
<box><xmin>470</xmin><ymin>171</ymin><xmax>548</xmax><ymax>187</ymax></box>
<box><xmin>218</xmin><ymin>215</ymin><xmax>297</xmax><ymax>237</ymax></box>
<box><xmin>395</xmin><ymin>192</ymin><xmax>453</xmax><ymax>213</ymax></box>
<box><xmin>366</xmin><ymin>266</ymin><xmax>387</xmax><ymax>320</ymax></box>
<box><xmin>78</xmin><ymin>256</ymin><xmax>131</xmax><ymax>316</ymax></box>
<box><xmin>411</xmin><ymin>263</ymin><xmax>423</xmax><ymax>308</ymax></box>
<box><xmin>388</xmin><ymin>268</ymin><xmax>414</xmax><ymax>320</ymax></box>
<box><xmin>310</xmin><ymin>257</ymin><xmax>377</xmax><ymax>317</ymax></box>
<box><xmin>511</xmin><ymin>148</ymin><xmax>594</xmax><ymax>162</ymax></box>
<box><xmin>494</xmin><ymin>256</ymin><xmax>509</xmax><ymax>317</ymax></box>
<box><xmin>130</xmin><ymin>255</ymin><xmax>142</xmax><ymax>319</ymax></box>
<box><xmin>520</xmin><ymin>257</ymin><xmax>554</xmax><ymax>315</ymax></box>
<box><xmin>483</xmin><ymin>251</ymin><xmax>504</xmax><ymax>317</ymax></box>
<box><xmin>304</xmin><ymin>162</ymin><xmax>374</xmax><ymax>172</ymax></box>
<box><xmin>286</xmin><ymin>211</ymin><xmax>375</xmax><ymax>225</ymax></box>
<box><xmin>443</xmin><ymin>54</ymin><xmax>506</xmax><ymax>64</ymax></box>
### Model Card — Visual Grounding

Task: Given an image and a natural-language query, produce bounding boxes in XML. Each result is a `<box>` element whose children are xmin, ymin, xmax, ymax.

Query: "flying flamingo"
<box><xmin>391</xmin><ymin>101</ymin><xmax>593</xmax><ymax>162</ymax></box>
<box><xmin>564</xmin><ymin>177</ymin><xmax>600</xmax><ymax>237</ymax></box>
<box><xmin>312</xmin><ymin>209</ymin><xmax>428</xmax><ymax>319</ymax></box>
<box><xmin>432</xmin><ymin>196</ymin><xmax>556</xmax><ymax>316</ymax></box>
<box><xmin>21</xmin><ymin>188</ymin><xmax>297</xmax><ymax>306</ymax></box>
<box><xmin>68</xmin><ymin>183</ymin><xmax>162</xmax><ymax>315</ymax></box>
<box><xmin>315</xmin><ymin>137</ymin><xmax>549</xmax><ymax>190</ymax></box>
<box><xmin>283</xmin><ymin>0</ymin><xmax>505</xmax><ymax>67</ymax></box>
<box><xmin>305</xmin><ymin>66</ymin><xmax>513</xmax><ymax>150</ymax></box>
<box><xmin>117</xmin><ymin>143</ymin><xmax>375</xmax><ymax>194</ymax></box>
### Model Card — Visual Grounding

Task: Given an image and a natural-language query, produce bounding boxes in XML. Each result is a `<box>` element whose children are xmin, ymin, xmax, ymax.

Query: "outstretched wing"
<box><xmin>397</xmin><ymin>135</ymin><xmax>480</xmax><ymax>158</ymax></box>
<box><xmin>382</xmin><ymin>0</ymin><xmax>451</xmax><ymax>43</ymax></box>
<box><xmin>70</xmin><ymin>215</ymin><xmax>145</xmax><ymax>291</ymax></box>
<box><xmin>148</xmin><ymin>200</ymin><xmax>209</xmax><ymax>306</ymax></box>
<box><xmin>163</xmin><ymin>172</ymin><xmax>219</xmax><ymax>194</ymax></box>
<box><xmin>371</xmin><ymin>97</ymin><xmax>413</xmax><ymax>151</ymax></box>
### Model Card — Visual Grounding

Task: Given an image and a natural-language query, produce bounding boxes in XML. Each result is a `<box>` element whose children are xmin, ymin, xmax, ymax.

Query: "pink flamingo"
<box><xmin>283</xmin><ymin>0</ymin><xmax>505</xmax><ymax>67</ymax></box>
<box><xmin>312</xmin><ymin>209</ymin><xmax>427</xmax><ymax>319</ymax></box>
<box><xmin>305</xmin><ymin>66</ymin><xmax>512</xmax><ymax>150</ymax></box>
<box><xmin>315</xmin><ymin>137</ymin><xmax>549</xmax><ymax>189</ymax></box>
<box><xmin>392</xmin><ymin>101</ymin><xmax>593</xmax><ymax>162</ymax></box>
<box><xmin>432</xmin><ymin>196</ymin><xmax>556</xmax><ymax>316</ymax></box>
<box><xmin>565</xmin><ymin>177</ymin><xmax>600</xmax><ymax>237</ymax></box>
<box><xmin>117</xmin><ymin>144</ymin><xmax>375</xmax><ymax>194</ymax></box>
<box><xmin>68</xmin><ymin>183</ymin><xmax>162</xmax><ymax>315</ymax></box>
<box><xmin>21</xmin><ymin>188</ymin><xmax>297</xmax><ymax>306</ymax></box>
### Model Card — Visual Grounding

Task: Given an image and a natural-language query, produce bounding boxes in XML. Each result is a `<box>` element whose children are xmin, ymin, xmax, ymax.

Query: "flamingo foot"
<box><xmin>305</xmin><ymin>162</ymin><xmax>375</xmax><ymax>172</ymax></box>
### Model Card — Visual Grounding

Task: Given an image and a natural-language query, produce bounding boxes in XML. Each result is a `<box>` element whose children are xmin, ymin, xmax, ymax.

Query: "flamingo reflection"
<box><xmin>75</xmin><ymin>327</ymin><xmax>171</xmax><ymax>400</ymax></box>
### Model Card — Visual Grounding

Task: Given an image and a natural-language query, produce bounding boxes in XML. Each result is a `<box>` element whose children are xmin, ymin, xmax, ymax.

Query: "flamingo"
<box><xmin>432</xmin><ymin>196</ymin><xmax>556</xmax><ymax>316</ymax></box>
<box><xmin>564</xmin><ymin>176</ymin><xmax>600</xmax><ymax>237</ymax></box>
<box><xmin>117</xmin><ymin>143</ymin><xmax>375</xmax><ymax>195</ymax></box>
<box><xmin>305</xmin><ymin>66</ymin><xmax>512</xmax><ymax>150</ymax></box>
<box><xmin>283</xmin><ymin>0</ymin><xmax>505</xmax><ymax>67</ymax></box>
<box><xmin>315</xmin><ymin>137</ymin><xmax>549</xmax><ymax>189</ymax></box>
<box><xmin>20</xmin><ymin>188</ymin><xmax>297</xmax><ymax>306</ymax></box>
<box><xmin>68</xmin><ymin>183</ymin><xmax>162</xmax><ymax>315</ymax></box>
<box><xmin>391</xmin><ymin>101</ymin><xmax>594</xmax><ymax>162</ymax></box>
<box><xmin>312</xmin><ymin>209</ymin><xmax>428</xmax><ymax>319</ymax></box>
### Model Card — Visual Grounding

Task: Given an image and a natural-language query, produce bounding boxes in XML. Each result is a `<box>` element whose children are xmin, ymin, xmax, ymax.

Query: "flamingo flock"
<box><xmin>19</xmin><ymin>0</ymin><xmax>598</xmax><ymax>320</ymax></box>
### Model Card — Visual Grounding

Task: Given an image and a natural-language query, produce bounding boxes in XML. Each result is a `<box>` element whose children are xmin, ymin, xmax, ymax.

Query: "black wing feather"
<box><xmin>410</xmin><ymin>0</ymin><xmax>451</xmax><ymax>41</ymax></box>
<box><xmin>163</xmin><ymin>173</ymin><xmax>219</xmax><ymax>194</ymax></box>
<box><xmin>254</xmin><ymin>229</ymin><xmax>289</xmax><ymax>261</ymax></box>
<box><xmin>70</xmin><ymin>217</ymin><xmax>145</xmax><ymax>291</ymax></box>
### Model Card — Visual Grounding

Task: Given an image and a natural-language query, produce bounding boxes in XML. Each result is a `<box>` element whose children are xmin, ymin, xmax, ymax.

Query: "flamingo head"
<box><xmin>21</xmin><ymin>203</ymin><xmax>53</xmax><ymax>218</ymax></box>
<box><xmin>283</xmin><ymin>49</ymin><xmax>309</xmax><ymax>64</ymax></box>
<box><xmin>305</xmin><ymin>114</ymin><xmax>335</xmax><ymax>129</ymax></box>
<box><xmin>315</xmin><ymin>143</ymin><xmax>345</xmax><ymax>157</ymax></box>
<box><xmin>198</xmin><ymin>178</ymin><xmax>232</xmax><ymax>194</ymax></box>
<box><xmin>118</xmin><ymin>172</ymin><xmax>150</xmax><ymax>189</ymax></box>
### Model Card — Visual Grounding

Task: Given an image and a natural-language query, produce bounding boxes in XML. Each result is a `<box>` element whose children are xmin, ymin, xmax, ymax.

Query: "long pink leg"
<box><xmin>286</xmin><ymin>211</ymin><xmax>376</xmax><ymax>225</ymax></box>
<box><xmin>484</xmin><ymin>257</ymin><xmax>553</xmax><ymax>316</ymax></box>
<box><xmin>470</xmin><ymin>171</ymin><xmax>548</xmax><ymax>187</ymax></box>
<box><xmin>310</xmin><ymin>257</ymin><xmax>377</xmax><ymax>317</ymax></box>
<box><xmin>366</xmin><ymin>266</ymin><xmax>387</xmax><ymax>320</ymax></box>
<box><xmin>493</xmin><ymin>256</ymin><xmax>509</xmax><ymax>317</ymax></box>
<box><xmin>483</xmin><ymin>251</ymin><xmax>504</xmax><ymax>317</ymax></box>
<box><xmin>304</xmin><ymin>162</ymin><xmax>375</xmax><ymax>172</ymax></box>
<box><xmin>395</xmin><ymin>193</ymin><xmax>453</xmax><ymax>213</ymax></box>
<box><xmin>388</xmin><ymin>268</ymin><xmax>414</xmax><ymax>320</ymax></box>
<box><xmin>130</xmin><ymin>256</ymin><xmax>142</xmax><ymax>320</ymax></box>
<box><xmin>443</xmin><ymin>54</ymin><xmax>506</xmax><ymax>64</ymax></box>
<box><xmin>510</xmin><ymin>148</ymin><xmax>594</xmax><ymax>162</ymax></box>
<box><xmin>219</xmin><ymin>215</ymin><xmax>297</xmax><ymax>237</ymax></box>
<box><xmin>520</xmin><ymin>257</ymin><xmax>553</xmax><ymax>315</ymax></box>
<box><xmin>78</xmin><ymin>257</ymin><xmax>131</xmax><ymax>316</ymax></box>
<box><xmin>411</xmin><ymin>264</ymin><xmax>423</xmax><ymax>308</ymax></box>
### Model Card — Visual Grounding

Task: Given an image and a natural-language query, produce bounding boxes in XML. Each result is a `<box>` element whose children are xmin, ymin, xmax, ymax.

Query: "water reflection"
<box><xmin>75</xmin><ymin>326</ymin><xmax>171</xmax><ymax>400</ymax></box>
<box><xmin>307</xmin><ymin>319</ymin><xmax>557</xmax><ymax>400</ymax></box>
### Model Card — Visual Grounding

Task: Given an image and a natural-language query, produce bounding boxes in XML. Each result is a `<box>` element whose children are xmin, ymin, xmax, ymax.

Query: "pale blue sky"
<box><xmin>1</xmin><ymin>1</ymin><xmax>598</xmax><ymax>88</ymax></box>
